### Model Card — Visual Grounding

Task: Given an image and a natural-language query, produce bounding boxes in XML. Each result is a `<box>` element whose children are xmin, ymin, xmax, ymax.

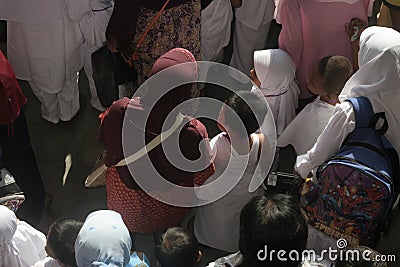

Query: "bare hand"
<box><xmin>345</xmin><ymin>18</ymin><xmax>367</xmax><ymax>42</ymax></box>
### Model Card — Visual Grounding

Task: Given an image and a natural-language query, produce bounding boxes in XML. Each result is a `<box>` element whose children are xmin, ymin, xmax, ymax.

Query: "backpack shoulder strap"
<box><xmin>346</xmin><ymin>96</ymin><xmax>373</xmax><ymax>128</ymax></box>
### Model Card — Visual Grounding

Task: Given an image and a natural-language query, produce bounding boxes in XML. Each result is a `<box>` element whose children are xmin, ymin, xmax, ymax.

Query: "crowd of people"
<box><xmin>1</xmin><ymin>0</ymin><xmax>400</xmax><ymax>266</ymax></box>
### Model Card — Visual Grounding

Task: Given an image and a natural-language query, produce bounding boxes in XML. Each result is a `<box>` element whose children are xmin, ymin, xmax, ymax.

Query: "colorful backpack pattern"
<box><xmin>302</xmin><ymin>97</ymin><xmax>399</xmax><ymax>247</ymax></box>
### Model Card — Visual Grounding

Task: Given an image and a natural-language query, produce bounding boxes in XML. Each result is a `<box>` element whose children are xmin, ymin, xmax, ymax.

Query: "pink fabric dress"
<box><xmin>276</xmin><ymin>0</ymin><xmax>372</xmax><ymax>99</ymax></box>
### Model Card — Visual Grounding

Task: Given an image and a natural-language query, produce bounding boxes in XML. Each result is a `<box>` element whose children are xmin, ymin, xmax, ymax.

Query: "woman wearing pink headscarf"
<box><xmin>98</xmin><ymin>48</ymin><xmax>214</xmax><ymax>236</ymax></box>
<box><xmin>275</xmin><ymin>0</ymin><xmax>374</xmax><ymax>100</ymax></box>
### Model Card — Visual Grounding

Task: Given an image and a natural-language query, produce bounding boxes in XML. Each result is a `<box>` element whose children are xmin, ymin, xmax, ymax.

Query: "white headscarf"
<box><xmin>340</xmin><ymin>26</ymin><xmax>400</xmax><ymax>155</ymax></box>
<box><xmin>253</xmin><ymin>49</ymin><xmax>300</xmax><ymax>135</ymax></box>
<box><xmin>0</xmin><ymin>205</ymin><xmax>21</xmax><ymax>267</ymax></box>
<box><xmin>75</xmin><ymin>210</ymin><xmax>132</xmax><ymax>267</ymax></box>
<box><xmin>0</xmin><ymin>206</ymin><xmax>47</xmax><ymax>267</ymax></box>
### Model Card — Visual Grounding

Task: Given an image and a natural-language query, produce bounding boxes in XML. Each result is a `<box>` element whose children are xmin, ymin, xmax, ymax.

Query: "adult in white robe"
<box><xmin>201</xmin><ymin>0</ymin><xmax>233</xmax><ymax>62</ymax></box>
<box><xmin>295</xmin><ymin>26</ymin><xmax>400</xmax><ymax>178</ymax></box>
<box><xmin>2</xmin><ymin>0</ymin><xmax>83</xmax><ymax>124</ymax></box>
<box><xmin>229</xmin><ymin>0</ymin><xmax>275</xmax><ymax>79</ymax></box>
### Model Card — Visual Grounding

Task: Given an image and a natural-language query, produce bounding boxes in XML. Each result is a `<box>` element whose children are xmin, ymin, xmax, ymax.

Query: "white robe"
<box><xmin>33</xmin><ymin>257</ymin><xmax>61</xmax><ymax>267</ymax></box>
<box><xmin>229</xmin><ymin>0</ymin><xmax>275</xmax><ymax>77</ymax></box>
<box><xmin>295</xmin><ymin>26</ymin><xmax>400</xmax><ymax>178</ymax></box>
<box><xmin>251</xmin><ymin>49</ymin><xmax>299</xmax><ymax>136</ymax></box>
<box><xmin>67</xmin><ymin>0</ymin><xmax>113</xmax><ymax>110</ymax></box>
<box><xmin>201</xmin><ymin>0</ymin><xmax>233</xmax><ymax>62</ymax></box>
<box><xmin>5</xmin><ymin>1</ymin><xmax>84</xmax><ymax>123</ymax></box>
<box><xmin>195</xmin><ymin>133</ymin><xmax>265</xmax><ymax>252</ymax></box>
<box><xmin>277</xmin><ymin>97</ymin><xmax>335</xmax><ymax>155</ymax></box>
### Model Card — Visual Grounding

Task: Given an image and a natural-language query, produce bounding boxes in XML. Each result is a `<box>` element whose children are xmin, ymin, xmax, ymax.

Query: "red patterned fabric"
<box><xmin>106</xmin><ymin>167</ymin><xmax>192</xmax><ymax>233</ymax></box>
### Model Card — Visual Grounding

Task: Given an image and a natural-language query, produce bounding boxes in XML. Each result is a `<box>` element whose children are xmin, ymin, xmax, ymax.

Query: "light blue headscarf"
<box><xmin>75</xmin><ymin>210</ymin><xmax>132</xmax><ymax>267</ymax></box>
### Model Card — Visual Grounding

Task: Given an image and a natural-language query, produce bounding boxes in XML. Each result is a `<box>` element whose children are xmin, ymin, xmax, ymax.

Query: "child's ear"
<box><xmin>197</xmin><ymin>251</ymin><xmax>203</xmax><ymax>263</ymax></box>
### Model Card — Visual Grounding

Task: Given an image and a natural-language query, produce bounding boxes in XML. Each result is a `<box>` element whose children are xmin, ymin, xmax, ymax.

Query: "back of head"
<box><xmin>75</xmin><ymin>210</ymin><xmax>132</xmax><ymax>267</ymax></box>
<box><xmin>239</xmin><ymin>195</ymin><xmax>308</xmax><ymax>267</ymax></box>
<box><xmin>224</xmin><ymin>90</ymin><xmax>267</xmax><ymax>137</ymax></box>
<box><xmin>318</xmin><ymin>55</ymin><xmax>353</xmax><ymax>95</ymax></box>
<box><xmin>335</xmin><ymin>246</ymin><xmax>387</xmax><ymax>267</ymax></box>
<box><xmin>155</xmin><ymin>227</ymin><xmax>199</xmax><ymax>267</ymax></box>
<box><xmin>47</xmin><ymin>218</ymin><xmax>83</xmax><ymax>267</ymax></box>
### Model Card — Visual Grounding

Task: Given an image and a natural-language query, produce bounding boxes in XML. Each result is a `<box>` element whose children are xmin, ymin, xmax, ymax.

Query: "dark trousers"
<box><xmin>0</xmin><ymin>112</ymin><xmax>45</xmax><ymax>225</ymax></box>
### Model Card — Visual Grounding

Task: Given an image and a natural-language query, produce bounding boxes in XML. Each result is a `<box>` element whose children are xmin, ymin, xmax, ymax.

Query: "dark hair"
<box><xmin>47</xmin><ymin>218</ymin><xmax>84</xmax><ymax>267</ymax></box>
<box><xmin>238</xmin><ymin>195</ymin><xmax>308</xmax><ymax>267</ymax></box>
<box><xmin>155</xmin><ymin>227</ymin><xmax>199</xmax><ymax>267</ymax></box>
<box><xmin>336</xmin><ymin>246</ymin><xmax>388</xmax><ymax>267</ymax></box>
<box><xmin>224</xmin><ymin>91</ymin><xmax>267</xmax><ymax>136</ymax></box>
<box><xmin>318</xmin><ymin>55</ymin><xmax>353</xmax><ymax>94</ymax></box>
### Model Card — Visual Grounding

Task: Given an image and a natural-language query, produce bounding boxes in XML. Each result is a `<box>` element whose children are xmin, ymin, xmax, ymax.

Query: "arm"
<box><xmin>230</xmin><ymin>0</ymin><xmax>242</xmax><ymax>8</ymax></box>
<box><xmin>345</xmin><ymin>18</ymin><xmax>367</xmax><ymax>71</ymax></box>
<box><xmin>277</xmin><ymin>0</ymin><xmax>303</xmax><ymax>68</ymax></box>
<box><xmin>295</xmin><ymin>102</ymin><xmax>356</xmax><ymax>178</ymax></box>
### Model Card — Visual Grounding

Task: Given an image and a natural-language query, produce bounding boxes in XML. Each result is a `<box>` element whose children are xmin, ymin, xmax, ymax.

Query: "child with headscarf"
<box><xmin>0</xmin><ymin>205</ymin><xmax>46</xmax><ymax>267</ymax></box>
<box><xmin>74</xmin><ymin>210</ymin><xmax>150</xmax><ymax>267</ymax></box>
<box><xmin>277</xmin><ymin>55</ymin><xmax>353</xmax><ymax>156</ymax></box>
<box><xmin>295</xmin><ymin>26</ymin><xmax>400</xmax><ymax>179</ymax></box>
<box><xmin>250</xmin><ymin>49</ymin><xmax>300</xmax><ymax>136</ymax></box>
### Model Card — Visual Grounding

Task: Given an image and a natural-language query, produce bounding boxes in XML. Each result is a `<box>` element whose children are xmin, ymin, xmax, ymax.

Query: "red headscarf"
<box><xmin>99</xmin><ymin>48</ymin><xmax>211</xmax><ymax>190</ymax></box>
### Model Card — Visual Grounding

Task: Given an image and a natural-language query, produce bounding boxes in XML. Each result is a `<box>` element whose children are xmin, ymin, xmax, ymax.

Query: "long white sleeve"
<box><xmin>295</xmin><ymin>101</ymin><xmax>356</xmax><ymax>178</ymax></box>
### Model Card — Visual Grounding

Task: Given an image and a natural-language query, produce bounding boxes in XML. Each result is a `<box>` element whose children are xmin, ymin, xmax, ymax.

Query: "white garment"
<box><xmin>0</xmin><ymin>206</ymin><xmax>46</xmax><ymax>267</ymax></box>
<box><xmin>277</xmin><ymin>97</ymin><xmax>335</xmax><ymax>155</ymax></box>
<box><xmin>295</xmin><ymin>26</ymin><xmax>400</xmax><ymax>178</ymax></box>
<box><xmin>0</xmin><ymin>0</ymin><xmax>63</xmax><ymax>23</ymax></box>
<box><xmin>201</xmin><ymin>0</ymin><xmax>233</xmax><ymax>62</ymax></box>
<box><xmin>7</xmin><ymin>9</ymin><xmax>84</xmax><ymax>123</ymax></box>
<box><xmin>33</xmin><ymin>257</ymin><xmax>61</xmax><ymax>267</ymax></box>
<box><xmin>235</xmin><ymin>0</ymin><xmax>274</xmax><ymax>31</ymax></box>
<box><xmin>68</xmin><ymin>0</ymin><xmax>113</xmax><ymax>111</ymax></box>
<box><xmin>206</xmin><ymin>251</ymin><xmax>331</xmax><ymax>267</ymax></box>
<box><xmin>252</xmin><ymin>49</ymin><xmax>300</xmax><ymax>136</ymax></box>
<box><xmin>229</xmin><ymin>0</ymin><xmax>275</xmax><ymax>77</ymax></box>
<box><xmin>195</xmin><ymin>133</ymin><xmax>265</xmax><ymax>252</ymax></box>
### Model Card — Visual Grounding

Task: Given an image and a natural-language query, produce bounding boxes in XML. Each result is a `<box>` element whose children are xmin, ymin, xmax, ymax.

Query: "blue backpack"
<box><xmin>302</xmin><ymin>97</ymin><xmax>399</xmax><ymax>247</ymax></box>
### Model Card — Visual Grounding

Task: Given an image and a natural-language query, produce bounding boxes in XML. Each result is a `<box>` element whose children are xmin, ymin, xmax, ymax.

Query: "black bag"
<box><xmin>264</xmin><ymin>171</ymin><xmax>303</xmax><ymax>198</ymax></box>
<box><xmin>91</xmin><ymin>45</ymin><xmax>118</xmax><ymax>107</ymax></box>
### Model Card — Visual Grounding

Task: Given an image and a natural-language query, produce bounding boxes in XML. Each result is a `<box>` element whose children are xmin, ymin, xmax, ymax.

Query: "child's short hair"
<box><xmin>335</xmin><ymin>246</ymin><xmax>388</xmax><ymax>267</ymax></box>
<box><xmin>155</xmin><ymin>227</ymin><xmax>199</xmax><ymax>267</ymax></box>
<box><xmin>225</xmin><ymin>91</ymin><xmax>267</xmax><ymax>136</ymax></box>
<box><xmin>318</xmin><ymin>55</ymin><xmax>353</xmax><ymax>94</ymax></box>
<box><xmin>47</xmin><ymin>218</ymin><xmax>84</xmax><ymax>267</ymax></box>
<box><xmin>239</xmin><ymin>195</ymin><xmax>308</xmax><ymax>267</ymax></box>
